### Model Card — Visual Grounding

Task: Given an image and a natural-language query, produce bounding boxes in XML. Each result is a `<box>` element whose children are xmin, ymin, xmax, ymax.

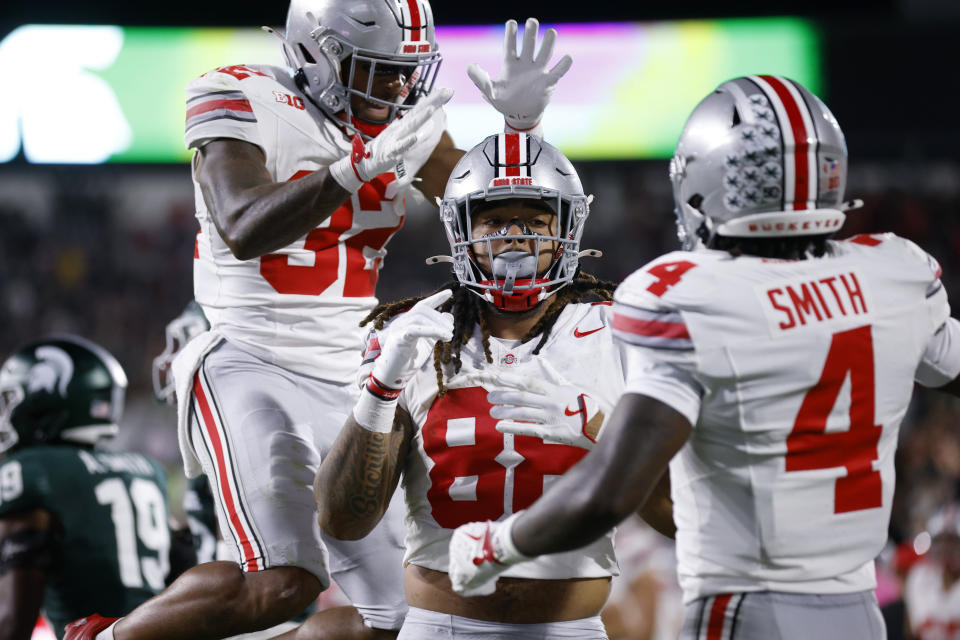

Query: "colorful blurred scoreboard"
<box><xmin>0</xmin><ymin>19</ymin><xmax>820</xmax><ymax>164</ymax></box>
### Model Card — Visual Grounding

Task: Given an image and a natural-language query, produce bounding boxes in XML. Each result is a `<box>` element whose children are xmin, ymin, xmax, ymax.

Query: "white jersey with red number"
<box><xmin>905</xmin><ymin>561</ymin><xmax>960</xmax><ymax>639</ymax></box>
<box><xmin>184</xmin><ymin>64</ymin><xmax>445</xmax><ymax>383</ymax></box>
<box><xmin>361</xmin><ymin>301</ymin><xmax>623</xmax><ymax>580</ymax></box>
<box><xmin>611</xmin><ymin>233</ymin><xmax>960</xmax><ymax>603</ymax></box>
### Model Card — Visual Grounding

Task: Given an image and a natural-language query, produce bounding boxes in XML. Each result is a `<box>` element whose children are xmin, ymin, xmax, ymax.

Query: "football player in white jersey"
<box><xmin>904</xmin><ymin>505</ymin><xmax>960</xmax><ymax>638</ymax></box>
<box><xmin>446</xmin><ymin>76</ymin><xmax>960</xmax><ymax>639</ymax></box>
<box><xmin>310</xmin><ymin>132</ymin><xmax>672</xmax><ymax>639</ymax></box>
<box><xmin>63</xmin><ymin>4</ymin><xmax>573</xmax><ymax>640</ymax></box>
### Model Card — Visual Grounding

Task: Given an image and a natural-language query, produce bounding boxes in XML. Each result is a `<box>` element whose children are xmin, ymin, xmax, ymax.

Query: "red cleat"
<box><xmin>63</xmin><ymin>614</ymin><xmax>119</xmax><ymax>640</ymax></box>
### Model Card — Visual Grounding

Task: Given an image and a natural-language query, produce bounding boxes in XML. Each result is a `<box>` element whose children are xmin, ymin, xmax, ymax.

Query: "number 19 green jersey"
<box><xmin>0</xmin><ymin>445</ymin><xmax>170</xmax><ymax>638</ymax></box>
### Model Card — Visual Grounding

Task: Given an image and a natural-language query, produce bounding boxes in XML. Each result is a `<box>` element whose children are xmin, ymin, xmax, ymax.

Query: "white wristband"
<box><xmin>329</xmin><ymin>155</ymin><xmax>363</xmax><ymax>193</ymax></box>
<box><xmin>505</xmin><ymin>119</ymin><xmax>543</xmax><ymax>140</ymax></box>
<box><xmin>352</xmin><ymin>388</ymin><xmax>399</xmax><ymax>433</ymax></box>
<box><xmin>494</xmin><ymin>511</ymin><xmax>531</xmax><ymax>563</ymax></box>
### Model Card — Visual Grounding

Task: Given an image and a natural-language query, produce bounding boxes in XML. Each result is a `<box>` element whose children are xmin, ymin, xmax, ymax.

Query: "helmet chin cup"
<box><xmin>480</xmin><ymin>278</ymin><xmax>549</xmax><ymax>312</ymax></box>
<box><xmin>491</xmin><ymin>251</ymin><xmax>538</xmax><ymax>294</ymax></box>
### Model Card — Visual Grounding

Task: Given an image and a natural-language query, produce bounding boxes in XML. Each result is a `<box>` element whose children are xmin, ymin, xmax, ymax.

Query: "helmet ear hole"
<box><xmin>732</xmin><ymin>107</ymin><xmax>741</xmax><ymax>126</ymax></box>
<box><xmin>687</xmin><ymin>194</ymin><xmax>704</xmax><ymax>211</ymax></box>
<box><xmin>298</xmin><ymin>43</ymin><xmax>316</xmax><ymax>64</ymax></box>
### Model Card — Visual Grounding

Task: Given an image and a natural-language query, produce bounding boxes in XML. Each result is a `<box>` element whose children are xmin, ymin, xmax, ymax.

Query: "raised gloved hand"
<box><xmin>485</xmin><ymin>363</ymin><xmax>601</xmax><ymax>450</ymax></box>
<box><xmin>448</xmin><ymin>512</ymin><xmax>529</xmax><ymax>596</ymax></box>
<box><xmin>330</xmin><ymin>87</ymin><xmax>453</xmax><ymax>192</ymax></box>
<box><xmin>369</xmin><ymin>288</ymin><xmax>453</xmax><ymax>392</ymax></box>
<box><xmin>467</xmin><ymin>18</ymin><xmax>572</xmax><ymax>138</ymax></box>
<box><xmin>356</xmin><ymin>289</ymin><xmax>453</xmax><ymax>433</ymax></box>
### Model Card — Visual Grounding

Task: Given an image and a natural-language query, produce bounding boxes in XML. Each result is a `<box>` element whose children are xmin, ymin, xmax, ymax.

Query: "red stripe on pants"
<box><xmin>706</xmin><ymin>594</ymin><xmax>733</xmax><ymax>639</ymax></box>
<box><xmin>193</xmin><ymin>374</ymin><xmax>260</xmax><ymax>570</ymax></box>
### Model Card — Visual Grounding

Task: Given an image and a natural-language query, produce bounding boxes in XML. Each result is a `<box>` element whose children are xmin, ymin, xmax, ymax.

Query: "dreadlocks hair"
<box><xmin>710</xmin><ymin>233</ymin><xmax>833</xmax><ymax>260</ymax></box>
<box><xmin>359</xmin><ymin>271</ymin><xmax>618</xmax><ymax>397</ymax></box>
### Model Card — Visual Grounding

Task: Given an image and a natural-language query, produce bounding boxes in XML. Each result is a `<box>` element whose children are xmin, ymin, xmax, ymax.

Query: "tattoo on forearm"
<box><xmin>346</xmin><ymin>433</ymin><xmax>389</xmax><ymax>520</ymax></box>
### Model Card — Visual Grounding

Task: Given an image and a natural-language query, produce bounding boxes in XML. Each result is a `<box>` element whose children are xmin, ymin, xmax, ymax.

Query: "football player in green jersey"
<box><xmin>0</xmin><ymin>335</ymin><xmax>172</xmax><ymax>640</ymax></box>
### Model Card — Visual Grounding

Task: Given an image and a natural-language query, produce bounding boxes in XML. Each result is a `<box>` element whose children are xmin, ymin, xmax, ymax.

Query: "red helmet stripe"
<box><xmin>755</xmin><ymin>75</ymin><xmax>817</xmax><ymax>211</ymax></box>
<box><xmin>504</xmin><ymin>133</ymin><xmax>521</xmax><ymax>176</ymax></box>
<box><xmin>405</xmin><ymin>0</ymin><xmax>422</xmax><ymax>41</ymax></box>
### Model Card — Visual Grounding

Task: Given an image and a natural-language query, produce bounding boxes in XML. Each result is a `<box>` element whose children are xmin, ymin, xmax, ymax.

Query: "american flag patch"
<box><xmin>185</xmin><ymin>90</ymin><xmax>256</xmax><ymax>133</ymax></box>
<box><xmin>611</xmin><ymin>302</ymin><xmax>693</xmax><ymax>350</ymax></box>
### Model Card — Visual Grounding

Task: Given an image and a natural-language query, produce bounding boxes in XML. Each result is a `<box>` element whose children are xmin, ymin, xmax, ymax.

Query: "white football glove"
<box><xmin>448</xmin><ymin>512</ymin><xmax>529</xmax><ymax>596</ymax></box>
<box><xmin>467</xmin><ymin>18</ymin><xmax>572</xmax><ymax>138</ymax></box>
<box><xmin>485</xmin><ymin>363</ymin><xmax>601</xmax><ymax>450</ymax></box>
<box><xmin>369</xmin><ymin>289</ymin><xmax>454</xmax><ymax>391</ymax></box>
<box><xmin>330</xmin><ymin>87</ymin><xmax>453</xmax><ymax>192</ymax></box>
<box><xmin>355</xmin><ymin>289</ymin><xmax>453</xmax><ymax>433</ymax></box>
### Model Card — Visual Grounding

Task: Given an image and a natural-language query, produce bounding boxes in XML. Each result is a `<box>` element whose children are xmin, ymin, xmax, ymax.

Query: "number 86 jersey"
<box><xmin>612</xmin><ymin>234</ymin><xmax>960</xmax><ymax>603</ymax></box>
<box><xmin>362</xmin><ymin>302</ymin><xmax>623</xmax><ymax>580</ymax></box>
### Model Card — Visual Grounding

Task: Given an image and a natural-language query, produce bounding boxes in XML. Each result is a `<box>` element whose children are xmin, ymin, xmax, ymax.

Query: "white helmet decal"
<box><xmin>29</xmin><ymin>346</ymin><xmax>74</xmax><ymax>396</ymax></box>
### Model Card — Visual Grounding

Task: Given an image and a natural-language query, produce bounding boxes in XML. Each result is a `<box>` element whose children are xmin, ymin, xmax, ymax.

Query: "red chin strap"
<box><xmin>337</xmin><ymin>112</ymin><xmax>389</xmax><ymax>138</ymax></box>
<box><xmin>481</xmin><ymin>278</ymin><xmax>550</xmax><ymax>312</ymax></box>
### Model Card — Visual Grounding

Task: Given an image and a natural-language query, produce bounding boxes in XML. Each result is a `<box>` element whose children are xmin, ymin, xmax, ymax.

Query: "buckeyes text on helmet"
<box><xmin>671</xmin><ymin>75</ymin><xmax>850</xmax><ymax>250</ymax></box>
<box><xmin>438</xmin><ymin>133</ymin><xmax>593</xmax><ymax>311</ymax></box>
<box><xmin>282</xmin><ymin>0</ymin><xmax>442</xmax><ymax>136</ymax></box>
<box><xmin>0</xmin><ymin>335</ymin><xmax>127</xmax><ymax>454</ymax></box>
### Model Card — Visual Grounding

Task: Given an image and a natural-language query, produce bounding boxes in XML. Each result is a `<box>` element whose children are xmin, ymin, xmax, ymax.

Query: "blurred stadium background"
<box><xmin>2</xmin><ymin>0</ymin><xmax>958</xmax><ymax>637</ymax></box>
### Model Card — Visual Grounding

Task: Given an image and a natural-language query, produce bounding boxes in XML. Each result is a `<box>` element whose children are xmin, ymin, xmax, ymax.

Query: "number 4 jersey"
<box><xmin>0</xmin><ymin>446</ymin><xmax>170</xmax><ymax>634</ymax></box>
<box><xmin>185</xmin><ymin>64</ymin><xmax>446</xmax><ymax>383</ymax></box>
<box><xmin>361</xmin><ymin>302</ymin><xmax>623</xmax><ymax>580</ymax></box>
<box><xmin>612</xmin><ymin>233</ymin><xmax>960</xmax><ymax>603</ymax></box>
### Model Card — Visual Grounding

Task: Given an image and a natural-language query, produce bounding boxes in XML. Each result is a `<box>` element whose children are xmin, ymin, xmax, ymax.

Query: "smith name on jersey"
<box><xmin>611</xmin><ymin>233</ymin><xmax>960</xmax><ymax>603</ymax></box>
<box><xmin>360</xmin><ymin>302</ymin><xmax>623</xmax><ymax>581</ymax></box>
<box><xmin>0</xmin><ymin>446</ymin><xmax>169</xmax><ymax>637</ymax></box>
<box><xmin>185</xmin><ymin>64</ymin><xmax>446</xmax><ymax>384</ymax></box>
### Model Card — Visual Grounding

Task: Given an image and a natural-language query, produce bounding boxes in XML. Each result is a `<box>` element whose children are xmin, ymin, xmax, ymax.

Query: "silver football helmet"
<box><xmin>671</xmin><ymin>75</ymin><xmax>855</xmax><ymax>250</ymax></box>
<box><xmin>152</xmin><ymin>301</ymin><xmax>210</xmax><ymax>405</ymax></box>
<box><xmin>434</xmin><ymin>133</ymin><xmax>596</xmax><ymax>312</ymax></box>
<box><xmin>278</xmin><ymin>0</ymin><xmax>442</xmax><ymax>137</ymax></box>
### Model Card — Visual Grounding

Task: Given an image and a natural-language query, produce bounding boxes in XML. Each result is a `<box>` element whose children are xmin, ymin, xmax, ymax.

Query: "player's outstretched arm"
<box><xmin>314</xmin><ymin>410</ymin><xmax>413</xmax><ymax>541</ymax></box>
<box><xmin>194</xmin><ymin>139</ymin><xmax>351</xmax><ymax>261</ymax></box>
<box><xmin>637</xmin><ymin>470</ymin><xmax>676</xmax><ymax>539</ymax></box>
<box><xmin>510</xmin><ymin>393</ymin><xmax>689</xmax><ymax>555</ymax></box>
<box><xmin>467</xmin><ymin>17</ymin><xmax>573</xmax><ymax>139</ymax></box>
<box><xmin>448</xmin><ymin>393</ymin><xmax>689</xmax><ymax>596</ymax></box>
<box><xmin>197</xmin><ymin>88</ymin><xmax>452</xmax><ymax>261</ymax></box>
<box><xmin>0</xmin><ymin>509</ymin><xmax>55</xmax><ymax>640</ymax></box>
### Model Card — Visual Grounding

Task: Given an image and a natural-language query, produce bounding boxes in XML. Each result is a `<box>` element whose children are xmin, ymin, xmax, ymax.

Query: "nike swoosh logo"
<box><xmin>564</xmin><ymin>406</ymin><xmax>584</xmax><ymax>417</ymax></box>
<box><xmin>573</xmin><ymin>326</ymin><xmax>604</xmax><ymax>338</ymax></box>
